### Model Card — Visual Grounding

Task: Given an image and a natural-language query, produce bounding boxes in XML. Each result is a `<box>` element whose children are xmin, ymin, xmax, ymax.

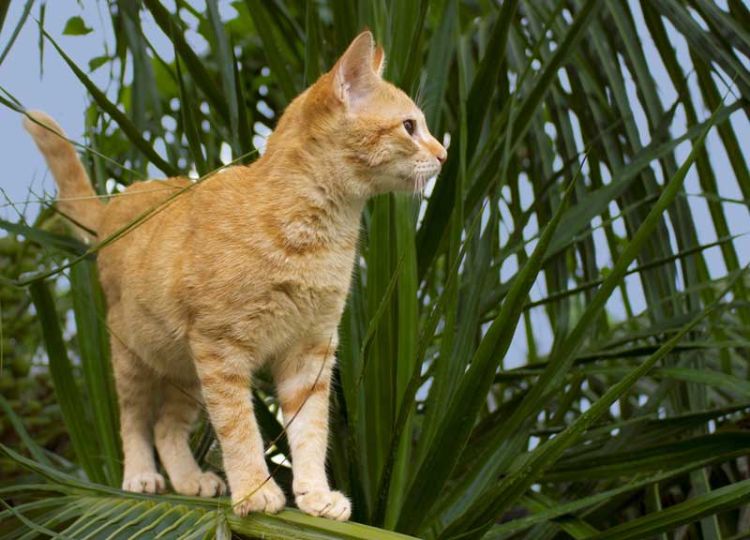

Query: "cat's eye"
<box><xmin>403</xmin><ymin>119</ymin><xmax>415</xmax><ymax>136</ymax></box>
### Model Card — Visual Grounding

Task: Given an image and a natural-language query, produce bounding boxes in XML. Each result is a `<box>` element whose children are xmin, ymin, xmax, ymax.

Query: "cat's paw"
<box><xmin>295</xmin><ymin>489</ymin><xmax>351</xmax><ymax>521</ymax></box>
<box><xmin>122</xmin><ymin>471</ymin><xmax>166</xmax><ymax>494</ymax></box>
<box><xmin>172</xmin><ymin>471</ymin><xmax>227</xmax><ymax>497</ymax></box>
<box><xmin>232</xmin><ymin>479</ymin><xmax>286</xmax><ymax>516</ymax></box>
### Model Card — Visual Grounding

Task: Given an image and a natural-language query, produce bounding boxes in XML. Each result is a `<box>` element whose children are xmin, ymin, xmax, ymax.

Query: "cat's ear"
<box><xmin>332</xmin><ymin>30</ymin><xmax>379</xmax><ymax>106</ymax></box>
<box><xmin>373</xmin><ymin>45</ymin><xmax>386</xmax><ymax>78</ymax></box>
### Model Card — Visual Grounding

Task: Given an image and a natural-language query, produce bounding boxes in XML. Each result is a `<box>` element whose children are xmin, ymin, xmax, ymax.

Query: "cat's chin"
<box><xmin>392</xmin><ymin>179</ymin><xmax>425</xmax><ymax>195</ymax></box>
<box><xmin>369</xmin><ymin>167</ymin><xmax>438</xmax><ymax>195</ymax></box>
<box><xmin>410</xmin><ymin>175</ymin><xmax>432</xmax><ymax>196</ymax></box>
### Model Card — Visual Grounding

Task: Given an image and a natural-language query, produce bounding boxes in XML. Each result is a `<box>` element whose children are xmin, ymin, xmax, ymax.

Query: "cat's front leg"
<box><xmin>190</xmin><ymin>335</ymin><xmax>285</xmax><ymax>516</ymax></box>
<box><xmin>273</xmin><ymin>338</ymin><xmax>351</xmax><ymax>521</ymax></box>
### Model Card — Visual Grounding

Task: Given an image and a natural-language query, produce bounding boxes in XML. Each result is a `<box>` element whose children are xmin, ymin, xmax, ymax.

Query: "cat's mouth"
<box><xmin>411</xmin><ymin>163</ymin><xmax>441</xmax><ymax>193</ymax></box>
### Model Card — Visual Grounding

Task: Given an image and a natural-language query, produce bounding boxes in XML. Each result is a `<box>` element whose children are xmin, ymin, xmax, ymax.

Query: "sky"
<box><xmin>0</xmin><ymin>1</ymin><xmax>238</xmax><ymax>215</ymax></box>
<box><xmin>1</xmin><ymin>1</ymin><xmax>749</xmax><ymax>368</ymax></box>
<box><xmin>1</xmin><ymin>1</ymin><xmax>113</xmax><ymax>212</ymax></box>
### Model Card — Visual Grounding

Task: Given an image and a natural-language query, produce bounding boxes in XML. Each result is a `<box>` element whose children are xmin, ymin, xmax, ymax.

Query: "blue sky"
<box><xmin>1</xmin><ymin>1</ymin><xmax>113</xmax><ymax>212</ymax></box>
<box><xmin>2</xmin><ymin>1</ymin><xmax>749</xmax><ymax>366</ymax></box>
<box><xmin>0</xmin><ymin>1</ymin><xmax>238</xmax><ymax>215</ymax></box>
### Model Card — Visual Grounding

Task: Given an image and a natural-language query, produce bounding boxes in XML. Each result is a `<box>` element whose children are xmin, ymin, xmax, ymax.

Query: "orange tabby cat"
<box><xmin>24</xmin><ymin>31</ymin><xmax>445</xmax><ymax>520</ymax></box>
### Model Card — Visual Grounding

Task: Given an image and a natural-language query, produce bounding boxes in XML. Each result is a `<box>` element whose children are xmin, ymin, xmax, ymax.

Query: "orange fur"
<box><xmin>24</xmin><ymin>31</ymin><xmax>446</xmax><ymax>520</ymax></box>
<box><xmin>23</xmin><ymin>113</ymin><xmax>103</xmax><ymax>242</ymax></box>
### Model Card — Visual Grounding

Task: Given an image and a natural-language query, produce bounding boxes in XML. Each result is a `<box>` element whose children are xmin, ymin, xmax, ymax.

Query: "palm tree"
<box><xmin>2</xmin><ymin>0</ymin><xmax>750</xmax><ymax>538</ymax></box>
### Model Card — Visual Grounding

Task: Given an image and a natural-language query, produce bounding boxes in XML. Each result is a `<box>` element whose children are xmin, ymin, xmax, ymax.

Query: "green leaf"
<box><xmin>398</xmin><ymin>162</ymin><xmax>580</xmax><ymax>534</ymax></box>
<box><xmin>0</xmin><ymin>218</ymin><xmax>87</xmax><ymax>255</ymax></box>
<box><xmin>0</xmin><ymin>444</ymin><xmax>419</xmax><ymax>540</ymax></box>
<box><xmin>0</xmin><ymin>0</ymin><xmax>10</xmax><ymax>37</ymax></box>
<box><xmin>62</xmin><ymin>15</ymin><xmax>92</xmax><ymax>36</ymax></box>
<box><xmin>589</xmin><ymin>478</ymin><xmax>750</xmax><ymax>540</ymax></box>
<box><xmin>29</xmin><ymin>281</ymin><xmax>107</xmax><ymax>484</ymax></box>
<box><xmin>142</xmin><ymin>0</ymin><xmax>229</xmax><ymax>122</ymax></box>
<box><xmin>41</xmin><ymin>27</ymin><xmax>179</xmax><ymax>176</ymax></box>
<box><xmin>0</xmin><ymin>394</ymin><xmax>52</xmax><ymax>467</ymax></box>
<box><xmin>88</xmin><ymin>55</ymin><xmax>109</xmax><ymax>72</ymax></box>
<box><xmin>449</xmin><ymin>265</ymin><xmax>741</xmax><ymax>536</ymax></box>
<box><xmin>433</xmin><ymin>96</ymin><xmax>727</xmax><ymax>536</ymax></box>
<box><xmin>243</xmin><ymin>0</ymin><xmax>300</xmax><ymax>104</ymax></box>
<box><xmin>490</xmin><ymin>455</ymin><xmax>737</xmax><ymax>536</ymax></box>
<box><xmin>69</xmin><ymin>260</ymin><xmax>122</xmax><ymax>487</ymax></box>
<box><xmin>547</xmin><ymin>432</ymin><xmax>750</xmax><ymax>481</ymax></box>
<box><xmin>0</xmin><ymin>0</ymin><xmax>34</xmax><ymax>67</ymax></box>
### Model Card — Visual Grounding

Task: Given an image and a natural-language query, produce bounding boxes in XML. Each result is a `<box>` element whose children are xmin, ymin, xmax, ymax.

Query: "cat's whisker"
<box><xmin>413</xmin><ymin>79</ymin><xmax>427</xmax><ymax>110</ymax></box>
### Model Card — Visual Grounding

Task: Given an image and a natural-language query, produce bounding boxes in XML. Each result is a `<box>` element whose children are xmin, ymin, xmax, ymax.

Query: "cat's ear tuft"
<box><xmin>333</xmin><ymin>30</ymin><xmax>378</xmax><ymax>106</ymax></box>
<box><xmin>373</xmin><ymin>45</ymin><xmax>386</xmax><ymax>78</ymax></box>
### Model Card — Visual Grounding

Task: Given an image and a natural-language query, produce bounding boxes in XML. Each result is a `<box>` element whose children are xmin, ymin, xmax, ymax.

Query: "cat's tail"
<box><xmin>23</xmin><ymin>110</ymin><xmax>103</xmax><ymax>242</ymax></box>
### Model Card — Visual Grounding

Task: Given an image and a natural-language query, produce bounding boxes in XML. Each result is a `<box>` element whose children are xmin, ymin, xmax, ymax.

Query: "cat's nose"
<box><xmin>425</xmin><ymin>136</ymin><xmax>447</xmax><ymax>164</ymax></box>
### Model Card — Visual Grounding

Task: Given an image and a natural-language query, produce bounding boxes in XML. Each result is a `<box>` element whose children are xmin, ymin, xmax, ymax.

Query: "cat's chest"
<box><xmin>265</xmin><ymin>247</ymin><xmax>356</xmax><ymax>324</ymax></box>
<box><xmin>277</xmin><ymin>251</ymin><xmax>355</xmax><ymax>305</ymax></box>
<box><xmin>261</xmin><ymin>277</ymin><xmax>349</xmax><ymax>347</ymax></box>
<box><xmin>192</xmin><ymin>230</ymin><xmax>358</xmax><ymax>339</ymax></box>
<box><xmin>274</xmin><ymin>279</ymin><xmax>346</xmax><ymax>315</ymax></box>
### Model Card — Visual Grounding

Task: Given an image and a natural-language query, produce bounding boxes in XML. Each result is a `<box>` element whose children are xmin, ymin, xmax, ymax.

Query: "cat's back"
<box><xmin>96</xmin><ymin>177</ymin><xmax>193</xmax><ymax>302</ymax></box>
<box><xmin>99</xmin><ymin>177</ymin><xmax>192</xmax><ymax>237</ymax></box>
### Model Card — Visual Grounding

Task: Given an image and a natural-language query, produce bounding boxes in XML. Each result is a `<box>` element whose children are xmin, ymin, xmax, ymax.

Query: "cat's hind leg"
<box><xmin>154</xmin><ymin>379</ymin><xmax>226</xmax><ymax>497</ymax></box>
<box><xmin>111</xmin><ymin>336</ymin><xmax>164</xmax><ymax>494</ymax></box>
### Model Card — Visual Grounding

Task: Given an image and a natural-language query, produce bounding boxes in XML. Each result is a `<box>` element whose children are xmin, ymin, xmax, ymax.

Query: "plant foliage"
<box><xmin>2</xmin><ymin>0</ymin><xmax>750</xmax><ymax>538</ymax></box>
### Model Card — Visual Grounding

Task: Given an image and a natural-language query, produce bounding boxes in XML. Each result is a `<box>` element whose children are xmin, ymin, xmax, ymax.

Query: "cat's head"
<box><xmin>271</xmin><ymin>31</ymin><xmax>447</xmax><ymax>197</ymax></box>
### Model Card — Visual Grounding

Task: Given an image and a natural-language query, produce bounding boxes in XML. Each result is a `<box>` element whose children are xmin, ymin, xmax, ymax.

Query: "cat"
<box><xmin>24</xmin><ymin>30</ymin><xmax>446</xmax><ymax>521</ymax></box>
